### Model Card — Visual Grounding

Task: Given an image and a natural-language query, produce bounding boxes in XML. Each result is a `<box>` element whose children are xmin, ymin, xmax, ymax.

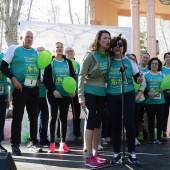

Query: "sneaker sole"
<box><xmin>29</xmin><ymin>148</ymin><xmax>43</xmax><ymax>153</ymax></box>
<box><xmin>85</xmin><ymin>163</ymin><xmax>101</xmax><ymax>168</ymax></box>
<box><xmin>48</xmin><ymin>150</ymin><xmax>55</xmax><ymax>153</ymax></box>
<box><xmin>97</xmin><ymin>160</ymin><xmax>108</xmax><ymax>164</ymax></box>
<box><xmin>128</xmin><ymin>159</ymin><xmax>141</xmax><ymax>166</ymax></box>
<box><xmin>58</xmin><ymin>150</ymin><xmax>70</xmax><ymax>152</ymax></box>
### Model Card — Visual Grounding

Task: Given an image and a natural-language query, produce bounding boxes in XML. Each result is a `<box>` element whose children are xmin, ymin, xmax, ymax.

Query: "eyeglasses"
<box><xmin>66</xmin><ymin>50</ymin><xmax>74</xmax><ymax>53</ymax></box>
<box><xmin>151</xmin><ymin>62</ymin><xmax>159</xmax><ymax>65</ymax></box>
<box><xmin>113</xmin><ymin>43</ymin><xmax>124</xmax><ymax>47</ymax></box>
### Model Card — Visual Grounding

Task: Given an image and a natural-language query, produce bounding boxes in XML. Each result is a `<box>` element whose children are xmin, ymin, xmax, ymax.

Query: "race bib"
<box><xmin>153</xmin><ymin>93</ymin><xmax>161</xmax><ymax>99</ymax></box>
<box><xmin>24</xmin><ymin>75</ymin><xmax>37</xmax><ymax>87</ymax></box>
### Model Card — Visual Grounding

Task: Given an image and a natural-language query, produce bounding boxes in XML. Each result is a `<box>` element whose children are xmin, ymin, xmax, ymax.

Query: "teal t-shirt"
<box><xmin>138</xmin><ymin>66</ymin><xmax>149</xmax><ymax>73</ymax></box>
<box><xmin>52</xmin><ymin>58</ymin><xmax>70</xmax><ymax>96</ymax></box>
<box><xmin>10</xmin><ymin>46</ymin><xmax>39</xmax><ymax>88</ymax></box>
<box><xmin>39</xmin><ymin>69</ymin><xmax>46</xmax><ymax>98</ymax></box>
<box><xmin>84</xmin><ymin>51</ymin><xmax>108</xmax><ymax>96</ymax></box>
<box><xmin>75</xmin><ymin>62</ymin><xmax>80</xmax><ymax>89</ymax></box>
<box><xmin>144</xmin><ymin>71</ymin><xmax>165</xmax><ymax>104</ymax></box>
<box><xmin>161</xmin><ymin>66</ymin><xmax>170</xmax><ymax>96</ymax></box>
<box><xmin>106</xmin><ymin>57</ymin><xmax>138</xmax><ymax>95</ymax></box>
<box><xmin>0</xmin><ymin>53</ymin><xmax>8</xmax><ymax>95</ymax></box>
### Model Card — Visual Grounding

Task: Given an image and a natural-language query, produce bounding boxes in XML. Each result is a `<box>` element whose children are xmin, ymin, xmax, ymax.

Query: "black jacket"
<box><xmin>43</xmin><ymin>55</ymin><xmax>76</xmax><ymax>93</ymax></box>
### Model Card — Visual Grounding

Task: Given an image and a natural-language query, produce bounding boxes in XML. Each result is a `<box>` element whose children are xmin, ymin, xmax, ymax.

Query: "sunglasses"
<box><xmin>151</xmin><ymin>62</ymin><xmax>159</xmax><ymax>65</ymax></box>
<box><xmin>113</xmin><ymin>43</ymin><xmax>124</xmax><ymax>47</ymax></box>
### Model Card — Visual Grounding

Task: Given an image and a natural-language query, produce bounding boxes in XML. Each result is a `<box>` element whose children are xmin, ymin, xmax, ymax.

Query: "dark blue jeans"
<box><xmin>0</xmin><ymin>95</ymin><xmax>7</xmax><ymax>142</ymax></box>
<box><xmin>107</xmin><ymin>90</ymin><xmax>136</xmax><ymax>153</ymax></box>
<box><xmin>38</xmin><ymin>97</ymin><xmax>49</xmax><ymax>142</ymax></box>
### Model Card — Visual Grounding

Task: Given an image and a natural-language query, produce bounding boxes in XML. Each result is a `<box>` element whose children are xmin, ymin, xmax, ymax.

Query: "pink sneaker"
<box><xmin>94</xmin><ymin>153</ymin><xmax>108</xmax><ymax>163</ymax></box>
<box><xmin>48</xmin><ymin>142</ymin><xmax>55</xmax><ymax>153</ymax></box>
<box><xmin>85</xmin><ymin>155</ymin><xmax>102</xmax><ymax>168</ymax></box>
<box><xmin>59</xmin><ymin>142</ymin><xmax>71</xmax><ymax>152</ymax></box>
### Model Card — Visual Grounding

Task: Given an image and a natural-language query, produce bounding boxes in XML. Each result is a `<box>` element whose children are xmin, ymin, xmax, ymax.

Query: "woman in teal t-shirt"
<box><xmin>43</xmin><ymin>42</ymin><xmax>75</xmax><ymax>153</ymax></box>
<box><xmin>0</xmin><ymin>53</ymin><xmax>8</xmax><ymax>152</ymax></box>
<box><xmin>161</xmin><ymin>52</ymin><xmax>170</xmax><ymax>141</ymax></box>
<box><xmin>144</xmin><ymin>57</ymin><xmax>165</xmax><ymax>144</ymax></box>
<box><xmin>106</xmin><ymin>37</ymin><xmax>141</xmax><ymax>165</ymax></box>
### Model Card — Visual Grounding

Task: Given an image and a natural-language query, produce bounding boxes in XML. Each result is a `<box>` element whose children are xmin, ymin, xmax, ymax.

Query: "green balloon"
<box><xmin>70</xmin><ymin>58</ymin><xmax>77</xmax><ymax>71</ymax></box>
<box><xmin>132</xmin><ymin>77</ymin><xmax>140</xmax><ymax>92</ymax></box>
<box><xmin>37</xmin><ymin>50</ymin><xmax>52</xmax><ymax>69</ymax></box>
<box><xmin>23</xmin><ymin>132</ymin><xmax>29</xmax><ymax>142</ymax></box>
<box><xmin>160</xmin><ymin>75</ymin><xmax>170</xmax><ymax>90</ymax></box>
<box><xmin>62</xmin><ymin>76</ymin><xmax>76</xmax><ymax>94</ymax></box>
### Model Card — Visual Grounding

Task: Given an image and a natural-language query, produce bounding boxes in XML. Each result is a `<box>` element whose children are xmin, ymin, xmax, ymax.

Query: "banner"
<box><xmin>19</xmin><ymin>21</ymin><xmax>131</xmax><ymax>62</ymax></box>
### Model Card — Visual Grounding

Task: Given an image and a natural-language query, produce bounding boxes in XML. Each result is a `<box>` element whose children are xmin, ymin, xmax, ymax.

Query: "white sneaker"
<box><xmin>135</xmin><ymin>138</ymin><xmax>140</xmax><ymax>146</ymax></box>
<box><xmin>106</xmin><ymin>137</ymin><xmax>111</xmax><ymax>142</ymax></box>
<box><xmin>101</xmin><ymin>138</ymin><xmax>108</xmax><ymax>145</ymax></box>
<box><xmin>98</xmin><ymin>144</ymin><xmax>103</xmax><ymax>151</ymax></box>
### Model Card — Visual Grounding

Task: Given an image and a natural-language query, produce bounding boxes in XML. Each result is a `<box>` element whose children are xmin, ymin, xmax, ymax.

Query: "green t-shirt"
<box><xmin>3</xmin><ymin>45</ymin><xmax>39</xmax><ymax>89</ymax></box>
<box><xmin>39</xmin><ymin>69</ymin><xmax>46</xmax><ymax>98</ymax></box>
<box><xmin>0</xmin><ymin>53</ymin><xmax>8</xmax><ymax>95</ymax></box>
<box><xmin>144</xmin><ymin>71</ymin><xmax>165</xmax><ymax>104</ymax></box>
<box><xmin>52</xmin><ymin>58</ymin><xmax>70</xmax><ymax>96</ymax></box>
<box><xmin>107</xmin><ymin>56</ymin><xmax>139</xmax><ymax>95</ymax></box>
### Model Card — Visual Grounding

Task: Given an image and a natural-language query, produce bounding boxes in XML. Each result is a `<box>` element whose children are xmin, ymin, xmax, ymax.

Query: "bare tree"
<box><xmin>0</xmin><ymin>0</ymin><xmax>23</xmax><ymax>46</ymax></box>
<box><xmin>0</xmin><ymin>17</ymin><xmax>4</xmax><ymax>51</ymax></box>
<box><xmin>84</xmin><ymin>0</ymin><xmax>90</xmax><ymax>24</ymax></box>
<box><xmin>27</xmin><ymin>0</ymin><xmax>33</xmax><ymax>21</ymax></box>
<box><xmin>67</xmin><ymin>0</ymin><xmax>74</xmax><ymax>24</ymax></box>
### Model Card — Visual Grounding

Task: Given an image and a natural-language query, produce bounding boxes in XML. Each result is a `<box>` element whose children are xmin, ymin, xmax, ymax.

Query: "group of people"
<box><xmin>0</xmin><ymin>29</ymin><xmax>170</xmax><ymax>169</ymax></box>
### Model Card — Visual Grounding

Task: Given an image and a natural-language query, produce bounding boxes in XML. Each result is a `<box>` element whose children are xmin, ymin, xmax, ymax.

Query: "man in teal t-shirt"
<box><xmin>1</xmin><ymin>30</ymin><xmax>42</xmax><ymax>156</ymax></box>
<box><xmin>37</xmin><ymin>46</ymin><xmax>49</xmax><ymax>147</ymax></box>
<box><xmin>65</xmin><ymin>47</ymin><xmax>83</xmax><ymax>143</ymax></box>
<box><xmin>0</xmin><ymin>52</ymin><xmax>8</xmax><ymax>153</ymax></box>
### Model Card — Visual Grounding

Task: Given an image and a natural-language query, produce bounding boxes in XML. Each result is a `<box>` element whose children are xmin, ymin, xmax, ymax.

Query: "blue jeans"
<box><xmin>38</xmin><ymin>97</ymin><xmax>49</xmax><ymax>142</ymax></box>
<box><xmin>0</xmin><ymin>95</ymin><xmax>7</xmax><ymax>142</ymax></box>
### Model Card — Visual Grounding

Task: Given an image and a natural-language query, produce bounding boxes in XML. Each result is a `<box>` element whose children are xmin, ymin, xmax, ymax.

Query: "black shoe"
<box><xmin>0</xmin><ymin>144</ymin><xmax>7</xmax><ymax>152</ymax></box>
<box><xmin>12</xmin><ymin>145</ymin><xmax>21</xmax><ymax>156</ymax></box>
<box><xmin>110</xmin><ymin>153</ymin><xmax>122</xmax><ymax>164</ymax></box>
<box><xmin>39</xmin><ymin>140</ymin><xmax>50</xmax><ymax>148</ymax></box>
<box><xmin>74</xmin><ymin>136</ymin><xmax>83</xmax><ymax>144</ymax></box>
<box><xmin>148</xmin><ymin>140</ymin><xmax>155</xmax><ymax>144</ymax></box>
<box><xmin>29</xmin><ymin>145</ymin><xmax>43</xmax><ymax>153</ymax></box>
<box><xmin>128</xmin><ymin>152</ymin><xmax>140</xmax><ymax>165</ymax></box>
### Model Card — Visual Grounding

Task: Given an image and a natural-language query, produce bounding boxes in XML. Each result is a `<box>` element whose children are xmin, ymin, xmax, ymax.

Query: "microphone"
<box><xmin>110</xmin><ymin>34</ymin><xmax>122</xmax><ymax>48</ymax></box>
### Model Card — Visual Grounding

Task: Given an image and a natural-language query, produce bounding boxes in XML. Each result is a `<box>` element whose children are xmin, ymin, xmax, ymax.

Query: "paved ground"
<box><xmin>1</xmin><ymin>139</ymin><xmax>170</xmax><ymax>170</ymax></box>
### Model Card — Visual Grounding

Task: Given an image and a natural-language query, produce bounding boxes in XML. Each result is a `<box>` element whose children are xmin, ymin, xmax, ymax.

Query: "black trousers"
<box><xmin>85</xmin><ymin>93</ymin><xmax>105</xmax><ymax>130</ymax></box>
<box><xmin>145</xmin><ymin>103</ymin><xmax>164</xmax><ymax>140</ymax></box>
<box><xmin>70</xmin><ymin>94</ymin><xmax>81</xmax><ymax>137</ymax></box>
<box><xmin>47</xmin><ymin>91</ymin><xmax>70</xmax><ymax>142</ymax></box>
<box><xmin>11</xmin><ymin>86</ymin><xmax>39</xmax><ymax>147</ymax></box>
<box><xmin>38</xmin><ymin>97</ymin><xmax>49</xmax><ymax>142</ymax></box>
<box><xmin>163</xmin><ymin>96</ymin><xmax>170</xmax><ymax>132</ymax></box>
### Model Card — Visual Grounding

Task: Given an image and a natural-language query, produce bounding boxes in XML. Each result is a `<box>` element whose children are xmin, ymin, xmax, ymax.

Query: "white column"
<box><xmin>146</xmin><ymin>0</ymin><xmax>156</xmax><ymax>58</ymax></box>
<box><xmin>131</xmin><ymin>0</ymin><xmax>140</xmax><ymax>61</ymax></box>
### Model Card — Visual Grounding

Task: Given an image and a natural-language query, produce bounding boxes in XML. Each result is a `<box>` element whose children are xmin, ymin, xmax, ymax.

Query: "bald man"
<box><xmin>1</xmin><ymin>31</ymin><xmax>42</xmax><ymax>155</ymax></box>
<box><xmin>37</xmin><ymin>46</ymin><xmax>50</xmax><ymax>147</ymax></box>
<box><xmin>65</xmin><ymin>47</ymin><xmax>83</xmax><ymax>143</ymax></box>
